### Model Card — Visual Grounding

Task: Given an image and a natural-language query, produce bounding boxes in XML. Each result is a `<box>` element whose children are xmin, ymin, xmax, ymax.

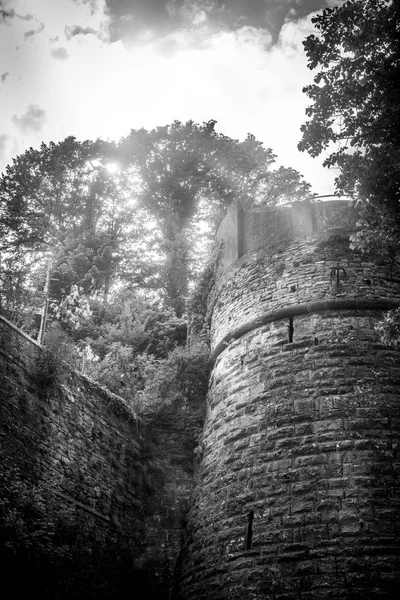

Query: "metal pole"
<box><xmin>38</xmin><ymin>260</ymin><xmax>51</xmax><ymax>345</ymax></box>
<box><xmin>187</xmin><ymin>312</ymin><xmax>190</xmax><ymax>350</ymax></box>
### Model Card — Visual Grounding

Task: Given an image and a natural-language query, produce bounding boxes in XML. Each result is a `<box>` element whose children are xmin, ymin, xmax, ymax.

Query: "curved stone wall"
<box><xmin>211</xmin><ymin>200</ymin><xmax>399</xmax><ymax>357</ymax></box>
<box><xmin>180</xmin><ymin>200</ymin><xmax>400</xmax><ymax>599</ymax></box>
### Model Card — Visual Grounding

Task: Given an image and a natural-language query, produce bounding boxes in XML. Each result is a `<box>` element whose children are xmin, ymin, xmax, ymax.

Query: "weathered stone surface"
<box><xmin>0</xmin><ymin>315</ymin><xmax>198</xmax><ymax>598</ymax></box>
<box><xmin>179</xmin><ymin>200</ymin><xmax>400</xmax><ymax>600</ymax></box>
<box><xmin>2</xmin><ymin>198</ymin><xmax>400</xmax><ymax>599</ymax></box>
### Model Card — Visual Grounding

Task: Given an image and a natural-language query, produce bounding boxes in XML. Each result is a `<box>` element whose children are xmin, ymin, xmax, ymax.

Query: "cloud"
<box><xmin>0</xmin><ymin>6</ymin><xmax>15</xmax><ymax>23</ymax></box>
<box><xmin>65</xmin><ymin>24</ymin><xmax>99</xmax><ymax>39</ymax></box>
<box><xmin>106</xmin><ymin>0</ymin><xmax>336</xmax><ymax>46</ymax></box>
<box><xmin>72</xmin><ymin>0</ymin><xmax>100</xmax><ymax>15</ymax></box>
<box><xmin>167</xmin><ymin>0</ymin><xmax>216</xmax><ymax>26</ymax></box>
<box><xmin>1</xmin><ymin>71</ymin><xmax>9</xmax><ymax>83</ymax></box>
<box><xmin>23</xmin><ymin>21</ymin><xmax>45</xmax><ymax>39</ymax></box>
<box><xmin>64</xmin><ymin>21</ymin><xmax>110</xmax><ymax>43</ymax></box>
<box><xmin>17</xmin><ymin>12</ymin><xmax>34</xmax><ymax>21</ymax></box>
<box><xmin>12</xmin><ymin>104</ymin><xmax>47</xmax><ymax>133</ymax></box>
<box><xmin>0</xmin><ymin>134</ymin><xmax>9</xmax><ymax>160</ymax></box>
<box><xmin>50</xmin><ymin>46</ymin><xmax>69</xmax><ymax>60</ymax></box>
<box><xmin>0</xmin><ymin>1</ymin><xmax>34</xmax><ymax>24</ymax></box>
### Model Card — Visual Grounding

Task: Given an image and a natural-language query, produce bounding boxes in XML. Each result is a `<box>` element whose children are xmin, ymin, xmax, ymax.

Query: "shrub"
<box><xmin>34</xmin><ymin>324</ymin><xmax>79</xmax><ymax>386</ymax></box>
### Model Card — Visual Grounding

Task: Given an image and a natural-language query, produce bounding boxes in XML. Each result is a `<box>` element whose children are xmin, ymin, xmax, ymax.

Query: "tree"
<box><xmin>298</xmin><ymin>0</ymin><xmax>400</xmax><ymax>342</ymax></box>
<box><xmin>225</xmin><ymin>133</ymin><xmax>313</xmax><ymax>207</ymax></box>
<box><xmin>0</xmin><ymin>137</ymin><xmax>135</xmax><ymax>324</ymax></box>
<box><xmin>82</xmin><ymin>290</ymin><xmax>188</xmax><ymax>402</ymax></box>
<box><xmin>118</xmin><ymin>121</ymin><xmax>229</xmax><ymax>316</ymax></box>
<box><xmin>1</xmin><ymin>123</ymin><xmax>313</xmax><ymax>327</ymax></box>
<box><xmin>119</xmin><ymin>121</ymin><xmax>312</xmax><ymax>316</ymax></box>
<box><xmin>0</xmin><ymin>249</ymin><xmax>40</xmax><ymax>329</ymax></box>
<box><xmin>298</xmin><ymin>0</ymin><xmax>400</xmax><ymax>249</ymax></box>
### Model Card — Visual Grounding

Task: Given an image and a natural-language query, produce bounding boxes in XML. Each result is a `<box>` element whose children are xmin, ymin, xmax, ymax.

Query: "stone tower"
<box><xmin>179</xmin><ymin>199</ymin><xmax>400</xmax><ymax>599</ymax></box>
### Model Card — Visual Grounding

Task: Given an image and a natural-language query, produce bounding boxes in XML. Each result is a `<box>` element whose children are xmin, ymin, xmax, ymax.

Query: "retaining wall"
<box><xmin>0</xmin><ymin>315</ymin><xmax>198</xmax><ymax>599</ymax></box>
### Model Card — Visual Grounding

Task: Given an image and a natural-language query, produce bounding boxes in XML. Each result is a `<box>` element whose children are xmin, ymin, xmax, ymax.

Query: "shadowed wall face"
<box><xmin>179</xmin><ymin>201</ymin><xmax>400</xmax><ymax>600</ymax></box>
<box><xmin>0</xmin><ymin>316</ymin><xmax>152</xmax><ymax>596</ymax></box>
<box><xmin>0</xmin><ymin>316</ymin><xmax>198</xmax><ymax>599</ymax></box>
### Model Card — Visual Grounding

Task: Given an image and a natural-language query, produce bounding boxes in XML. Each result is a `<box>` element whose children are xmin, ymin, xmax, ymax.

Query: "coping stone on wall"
<box><xmin>217</xmin><ymin>199</ymin><xmax>358</xmax><ymax>273</ymax></box>
<box><xmin>292</xmin><ymin>200</ymin><xmax>314</xmax><ymax>236</ymax></box>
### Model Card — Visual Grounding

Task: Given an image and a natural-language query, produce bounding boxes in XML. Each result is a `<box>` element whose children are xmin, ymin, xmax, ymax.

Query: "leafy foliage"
<box><xmin>34</xmin><ymin>324</ymin><xmax>80</xmax><ymax>386</ymax></box>
<box><xmin>187</xmin><ymin>239</ymin><xmax>223</xmax><ymax>338</ymax></box>
<box><xmin>224</xmin><ymin>133</ymin><xmax>313</xmax><ymax>208</ymax></box>
<box><xmin>0</xmin><ymin>250</ymin><xmax>42</xmax><ymax>328</ymax></box>
<box><xmin>0</xmin><ymin>120</ymin><xmax>315</xmax><ymax>403</ymax></box>
<box><xmin>53</xmin><ymin>284</ymin><xmax>92</xmax><ymax>333</ymax></box>
<box><xmin>298</xmin><ymin>0</ymin><xmax>400</xmax><ymax>344</ymax></box>
<box><xmin>118</xmin><ymin>121</ymin><xmax>312</xmax><ymax>315</ymax></box>
<box><xmin>299</xmin><ymin>0</ymin><xmax>400</xmax><ymax>206</ymax></box>
<box><xmin>133</xmin><ymin>341</ymin><xmax>209</xmax><ymax>417</ymax></box>
<box><xmin>1</xmin><ymin>123</ymin><xmax>312</xmax><ymax>324</ymax></box>
<box><xmin>298</xmin><ymin>0</ymin><xmax>400</xmax><ymax>245</ymax></box>
<box><xmin>76</xmin><ymin>289</ymin><xmax>186</xmax><ymax>400</ymax></box>
<box><xmin>82</xmin><ymin>290</ymin><xmax>186</xmax><ymax>355</ymax></box>
<box><xmin>375</xmin><ymin>309</ymin><xmax>400</xmax><ymax>347</ymax></box>
<box><xmin>0</xmin><ymin>136</ymin><xmax>134</xmax><ymax>321</ymax></box>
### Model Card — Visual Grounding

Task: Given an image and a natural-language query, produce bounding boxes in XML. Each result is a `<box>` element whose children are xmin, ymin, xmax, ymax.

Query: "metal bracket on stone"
<box><xmin>330</xmin><ymin>264</ymin><xmax>347</xmax><ymax>287</ymax></box>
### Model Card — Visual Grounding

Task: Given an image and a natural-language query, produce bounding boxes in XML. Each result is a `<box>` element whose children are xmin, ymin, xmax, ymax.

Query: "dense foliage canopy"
<box><xmin>299</xmin><ymin>0</ymin><xmax>400</xmax><ymax>258</ymax></box>
<box><xmin>0</xmin><ymin>120</ymin><xmax>313</xmax><ymax>408</ymax></box>
<box><xmin>0</xmin><ymin>121</ymin><xmax>311</xmax><ymax>322</ymax></box>
<box><xmin>299</xmin><ymin>0</ymin><xmax>400</xmax><ymax>343</ymax></box>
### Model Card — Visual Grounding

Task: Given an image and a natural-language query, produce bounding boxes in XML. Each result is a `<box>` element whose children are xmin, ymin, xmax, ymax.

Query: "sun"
<box><xmin>105</xmin><ymin>163</ymin><xmax>120</xmax><ymax>174</ymax></box>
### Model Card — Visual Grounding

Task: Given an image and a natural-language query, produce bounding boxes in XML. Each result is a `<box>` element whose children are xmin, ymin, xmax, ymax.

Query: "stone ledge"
<box><xmin>210</xmin><ymin>298</ymin><xmax>399</xmax><ymax>366</ymax></box>
<box><xmin>0</xmin><ymin>314</ymin><xmax>41</xmax><ymax>348</ymax></box>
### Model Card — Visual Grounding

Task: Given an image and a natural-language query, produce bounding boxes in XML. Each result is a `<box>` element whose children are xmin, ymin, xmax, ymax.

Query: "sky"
<box><xmin>0</xmin><ymin>0</ymin><xmax>345</xmax><ymax>195</ymax></box>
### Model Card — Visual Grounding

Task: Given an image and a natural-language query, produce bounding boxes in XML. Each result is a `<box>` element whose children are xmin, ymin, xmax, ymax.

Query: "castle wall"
<box><xmin>0</xmin><ymin>315</ymin><xmax>196</xmax><ymax>599</ymax></box>
<box><xmin>180</xmin><ymin>200</ymin><xmax>400</xmax><ymax>599</ymax></box>
<box><xmin>211</xmin><ymin>234</ymin><xmax>399</xmax><ymax>359</ymax></box>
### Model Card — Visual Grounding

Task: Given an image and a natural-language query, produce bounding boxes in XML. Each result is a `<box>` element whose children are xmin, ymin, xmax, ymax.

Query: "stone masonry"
<box><xmin>2</xmin><ymin>198</ymin><xmax>400</xmax><ymax>599</ymax></box>
<box><xmin>0</xmin><ymin>314</ymin><xmax>199</xmax><ymax>599</ymax></box>
<box><xmin>179</xmin><ymin>200</ymin><xmax>400</xmax><ymax>600</ymax></box>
